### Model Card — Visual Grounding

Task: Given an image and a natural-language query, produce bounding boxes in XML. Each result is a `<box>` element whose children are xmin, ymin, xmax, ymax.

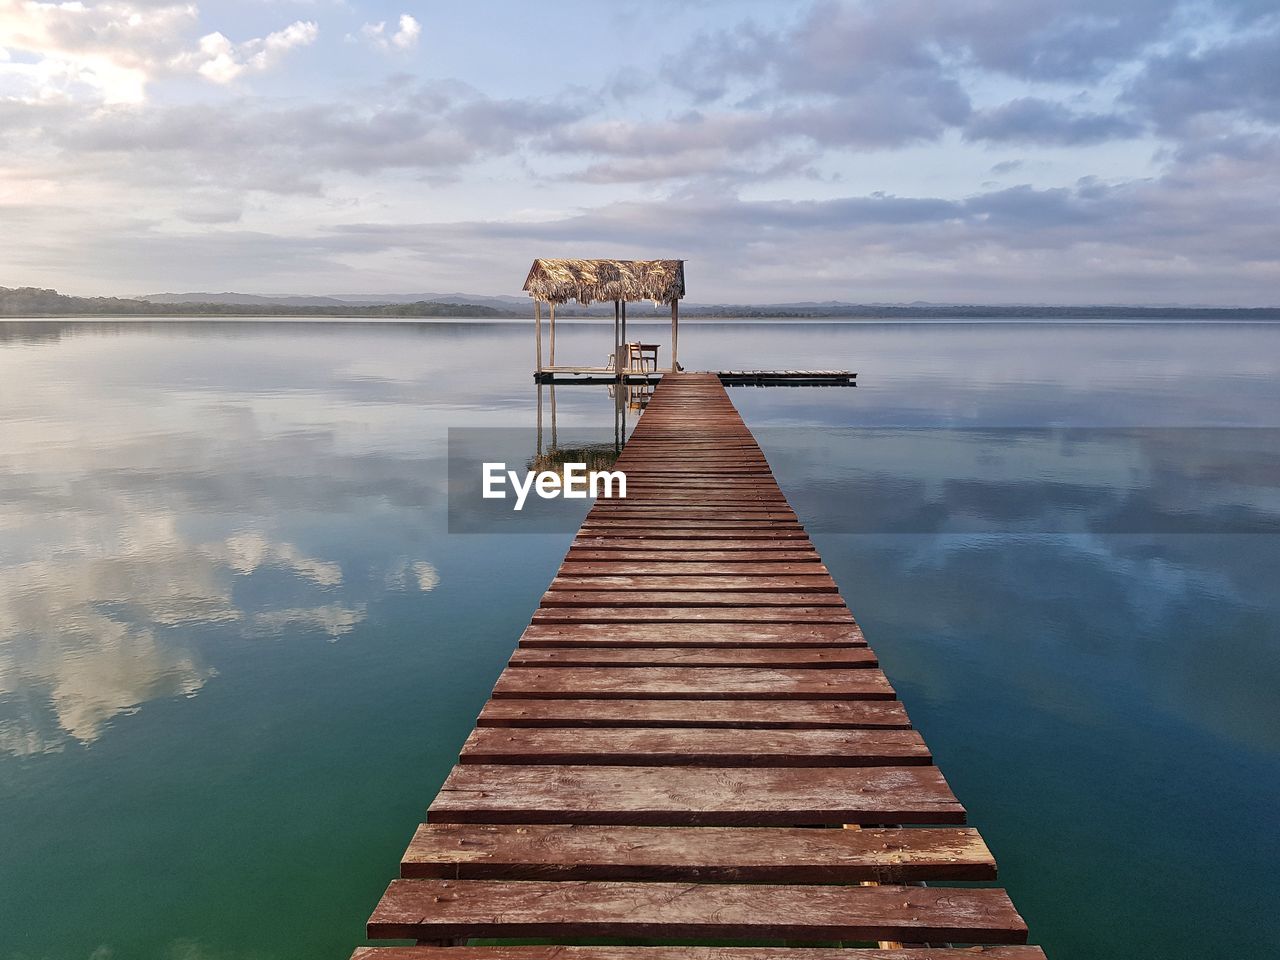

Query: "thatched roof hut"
<box><xmin>523</xmin><ymin>258</ymin><xmax>685</xmax><ymax>306</ymax></box>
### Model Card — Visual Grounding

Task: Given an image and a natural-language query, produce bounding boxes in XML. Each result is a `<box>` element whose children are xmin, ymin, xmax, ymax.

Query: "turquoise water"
<box><xmin>1</xmin><ymin>319</ymin><xmax>1277</xmax><ymax>959</ymax></box>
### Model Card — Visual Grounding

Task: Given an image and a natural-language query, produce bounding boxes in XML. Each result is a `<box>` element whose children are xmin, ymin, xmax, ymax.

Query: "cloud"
<box><xmin>386</xmin><ymin>558</ymin><xmax>440</xmax><ymax>591</ymax></box>
<box><xmin>543</xmin><ymin>96</ymin><xmax>968</xmax><ymax>178</ymax></box>
<box><xmin>253</xmin><ymin>603</ymin><xmax>365</xmax><ymax>638</ymax></box>
<box><xmin>965</xmin><ymin>97</ymin><xmax>1143</xmax><ymax>146</ymax></box>
<box><xmin>0</xmin><ymin>507</ymin><xmax>230</xmax><ymax>754</ymax></box>
<box><xmin>282</xmin><ymin>130</ymin><xmax>1274</xmax><ymax>303</ymax></box>
<box><xmin>205</xmin><ymin>532</ymin><xmax>343</xmax><ymax>586</ymax></box>
<box><xmin>3</xmin><ymin>107</ymin><xmax>1278</xmax><ymax>304</ymax></box>
<box><xmin>0</xmin><ymin>3</ymin><xmax>318</xmax><ymax>102</ymax></box>
<box><xmin>354</xmin><ymin>12</ymin><xmax>420</xmax><ymax>52</ymax></box>
<box><xmin>10</xmin><ymin>79</ymin><xmax>584</xmax><ymax>196</ymax></box>
<box><xmin>633</xmin><ymin>0</ymin><xmax>1279</xmax><ymax>178</ymax></box>
<box><xmin>0</xmin><ymin>379</ymin><xmax>431</xmax><ymax>755</ymax></box>
<box><xmin>0</xmin><ymin>0</ymin><xmax>198</xmax><ymax>103</ymax></box>
<box><xmin>187</xmin><ymin>20</ymin><xmax>317</xmax><ymax>85</ymax></box>
<box><xmin>1123</xmin><ymin>22</ymin><xmax>1280</xmax><ymax>134</ymax></box>
<box><xmin>663</xmin><ymin>2</ymin><xmax>971</xmax><ymax>151</ymax></box>
<box><xmin>413</xmin><ymin>561</ymin><xmax>439</xmax><ymax>591</ymax></box>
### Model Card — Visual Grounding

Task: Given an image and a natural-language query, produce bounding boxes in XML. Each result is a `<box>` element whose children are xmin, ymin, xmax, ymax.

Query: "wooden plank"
<box><xmin>540</xmin><ymin>591</ymin><xmax>845</xmax><ymax>608</ymax></box>
<box><xmin>588</xmin><ymin>504</ymin><xmax>795</xmax><ymax>513</ymax></box>
<box><xmin>401</xmin><ymin>823</ymin><xmax>995</xmax><ymax>882</ymax></box>
<box><xmin>519</xmin><ymin>623</ymin><xmax>865</xmax><ymax>647</ymax></box>
<box><xmin>532</xmin><ymin>607</ymin><xmax>856</xmax><ymax>624</ymax></box>
<box><xmin>599</xmin><ymin>480</ymin><xmax>784</xmax><ymax>486</ymax></box>
<box><xmin>581</xmin><ymin>527</ymin><xmax>798</xmax><ymax>535</ymax></box>
<box><xmin>588</xmin><ymin>504</ymin><xmax>788</xmax><ymax>512</ymax></box>
<box><xmin>574</xmin><ymin>530</ymin><xmax>810</xmax><ymax>540</ymax></box>
<box><xmin>510</xmin><ymin>647</ymin><xmax>875</xmax><ymax>668</ymax></box>
<box><xmin>573</xmin><ymin>540</ymin><xmax>815</xmax><ymax>552</ymax></box>
<box><xmin>581</xmin><ymin>521</ymin><xmax>804</xmax><ymax>530</ymax></box>
<box><xmin>367</xmin><ymin>878</ymin><xmax>1026</xmax><ymax>943</ymax></box>
<box><xmin>460</xmin><ymin>727</ymin><xmax>929</xmax><ymax>766</ymax></box>
<box><xmin>615</xmin><ymin>452</ymin><xmax>768</xmax><ymax>459</ymax></box>
<box><xmin>590</xmin><ymin>505</ymin><xmax>793</xmax><ymax>512</ymax></box>
<box><xmin>583</xmin><ymin>517</ymin><xmax>802</xmax><ymax>526</ymax></box>
<box><xmin>477</xmin><ymin>699</ymin><xmax>911</xmax><ymax>729</ymax></box>
<box><xmin>558</xmin><ymin>563</ymin><xmax>829</xmax><ymax>576</ymax></box>
<box><xmin>565</xmin><ymin>550</ymin><xmax>821</xmax><ymax>563</ymax></box>
<box><xmin>428</xmin><ymin>764</ymin><xmax>964</xmax><ymax>825</ymax></box>
<box><xmin>354</xmin><ymin>949</ymin><xmax>1047</xmax><ymax>960</ymax></box>
<box><xmin>491</xmin><ymin>666</ymin><xmax>894</xmax><ymax>700</ymax></box>
<box><xmin>548</xmin><ymin>576</ymin><xmax>837</xmax><ymax>593</ymax></box>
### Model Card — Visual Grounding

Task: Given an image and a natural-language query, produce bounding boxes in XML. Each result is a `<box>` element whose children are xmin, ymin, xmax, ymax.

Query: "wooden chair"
<box><xmin>627</xmin><ymin>342</ymin><xmax>659</xmax><ymax>372</ymax></box>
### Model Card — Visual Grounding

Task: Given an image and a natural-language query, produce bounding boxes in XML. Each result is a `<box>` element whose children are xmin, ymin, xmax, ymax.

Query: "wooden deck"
<box><xmin>356</xmin><ymin>373</ymin><xmax>1040</xmax><ymax>958</ymax></box>
<box><xmin>535</xmin><ymin>369</ymin><xmax>856</xmax><ymax>386</ymax></box>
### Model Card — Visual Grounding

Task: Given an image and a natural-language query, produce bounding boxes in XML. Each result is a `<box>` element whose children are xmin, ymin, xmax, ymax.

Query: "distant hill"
<box><xmin>142</xmin><ymin>292</ymin><xmax>355</xmax><ymax>307</ymax></box>
<box><xmin>143</xmin><ymin>290</ymin><xmax>529</xmax><ymax>312</ymax></box>
<box><xmin>330</xmin><ymin>292</ymin><xmax>529</xmax><ymax>310</ymax></box>
<box><xmin>1</xmin><ymin>287</ymin><xmax>517</xmax><ymax>318</ymax></box>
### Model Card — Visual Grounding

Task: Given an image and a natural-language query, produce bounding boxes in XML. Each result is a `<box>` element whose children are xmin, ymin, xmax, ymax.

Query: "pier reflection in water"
<box><xmin>532</xmin><ymin>379</ymin><xmax>651</xmax><ymax>468</ymax></box>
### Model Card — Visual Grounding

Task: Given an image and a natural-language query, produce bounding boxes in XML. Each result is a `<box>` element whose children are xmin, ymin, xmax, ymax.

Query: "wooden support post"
<box><xmin>534</xmin><ymin>300</ymin><xmax>543</xmax><ymax>375</ymax></box>
<box><xmin>671</xmin><ymin>299</ymin><xmax>679</xmax><ymax>372</ymax></box>
<box><xmin>535</xmin><ymin>381</ymin><xmax>543</xmax><ymax>456</ymax></box>
<box><xmin>621</xmin><ymin>300</ymin><xmax>627</xmax><ymax>377</ymax></box>
<box><xmin>845</xmin><ymin>823</ymin><xmax>907</xmax><ymax>949</ymax></box>
<box><xmin>549</xmin><ymin>303</ymin><xmax>556</xmax><ymax>367</ymax></box>
<box><xmin>614</xmin><ymin>300</ymin><xmax>620</xmax><ymax>383</ymax></box>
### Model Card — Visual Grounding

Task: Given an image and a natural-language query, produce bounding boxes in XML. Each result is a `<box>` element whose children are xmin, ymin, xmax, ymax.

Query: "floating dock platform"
<box><xmin>354</xmin><ymin>372</ymin><xmax>1037</xmax><ymax>958</ymax></box>
<box><xmin>535</xmin><ymin>368</ymin><xmax>856</xmax><ymax>385</ymax></box>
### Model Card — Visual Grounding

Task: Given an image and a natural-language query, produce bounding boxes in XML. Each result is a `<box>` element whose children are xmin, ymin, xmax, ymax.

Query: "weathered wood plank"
<box><xmin>541</xmin><ymin>591</ymin><xmax>845</xmax><ymax>608</ymax></box>
<box><xmin>510</xmin><ymin>647</ymin><xmax>875</xmax><ymax>668</ymax></box>
<box><xmin>565</xmin><ymin>550</ymin><xmax>821</xmax><ymax>563</ymax></box>
<box><xmin>401</xmin><ymin>824</ymin><xmax>995</xmax><ymax>882</ymax></box>
<box><xmin>573</xmin><ymin>542</ymin><xmax>816</xmax><ymax>554</ymax></box>
<box><xmin>367</xmin><ymin>879</ymin><xmax>1026</xmax><ymax>943</ymax></box>
<box><xmin>428</xmin><ymin>764</ymin><xmax>964</xmax><ymax>825</ymax></box>
<box><xmin>491</xmin><ymin>666</ymin><xmax>895</xmax><ymax>700</ymax></box>
<box><xmin>518</xmin><ymin>623</ymin><xmax>865</xmax><ymax>647</ymax></box>
<box><xmin>459</xmin><ymin>727</ymin><xmax>929</xmax><ymax>766</ymax></box>
<box><xmin>548</xmin><ymin>576</ymin><xmax>838</xmax><ymax>593</ymax></box>
<box><xmin>581</xmin><ymin>521</ymin><xmax>805</xmax><ymax>531</ymax></box>
<box><xmin>532</xmin><ymin>607</ymin><xmax>856</xmax><ymax>624</ymax></box>
<box><xmin>353</xmin><ymin>948</ymin><xmax>1046</xmax><ymax>960</ymax></box>
<box><xmin>584</xmin><ymin>507</ymin><xmax>793</xmax><ymax>514</ymax></box>
<box><xmin>590</xmin><ymin>492</ymin><xmax>790</xmax><ymax>501</ymax></box>
<box><xmin>578</xmin><ymin>535</ymin><xmax>808</xmax><ymax>542</ymax></box>
<box><xmin>558</xmin><ymin>562</ymin><xmax>828</xmax><ymax>576</ymax></box>
<box><xmin>477</xmin><ymin>698</ymin><xmax>910</xmax><ymax>729</ymax></box>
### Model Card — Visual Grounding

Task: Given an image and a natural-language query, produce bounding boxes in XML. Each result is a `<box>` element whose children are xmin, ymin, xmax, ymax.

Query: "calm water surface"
<box><xmin>1</xmin><ymin>319</ymin><xmax>1277</xmax><ymax>959</ymax></box>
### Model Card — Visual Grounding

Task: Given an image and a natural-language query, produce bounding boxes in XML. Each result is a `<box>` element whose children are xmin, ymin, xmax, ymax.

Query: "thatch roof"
<box><xmin>523</xmin><ymin>258</ymin><xmax>685</xmax><ymax>306</ymax></box>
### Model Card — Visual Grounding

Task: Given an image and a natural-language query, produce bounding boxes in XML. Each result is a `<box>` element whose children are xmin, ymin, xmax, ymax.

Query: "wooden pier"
<box><xmin>355</xmin><ymin>373</ymin><xmax>1040</xmax><ymax>959</ymax></box>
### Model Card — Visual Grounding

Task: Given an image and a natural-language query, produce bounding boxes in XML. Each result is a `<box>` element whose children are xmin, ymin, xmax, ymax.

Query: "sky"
<box><xmin>1</xmin><ymin>0</ymin><xmax>1278</xmax><ymax>304</ymax></box>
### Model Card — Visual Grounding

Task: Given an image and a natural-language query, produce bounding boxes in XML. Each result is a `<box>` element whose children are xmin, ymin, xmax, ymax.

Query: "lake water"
<box><xmin>1</xmin><ymin>319</ymin><xmax>1277</xmax><ymax>959</ymax></box>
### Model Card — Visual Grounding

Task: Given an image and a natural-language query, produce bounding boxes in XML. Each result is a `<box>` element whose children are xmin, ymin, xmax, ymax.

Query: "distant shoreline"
<box><xmin>5</xmin><ymin>313</ymin><xmax>1280</xmax><ymax>324</ymax></box>
<box><xmin>2</xmin><ymin>286</ymin><xmax>1277</xmax><ymax>321</ymax></box>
